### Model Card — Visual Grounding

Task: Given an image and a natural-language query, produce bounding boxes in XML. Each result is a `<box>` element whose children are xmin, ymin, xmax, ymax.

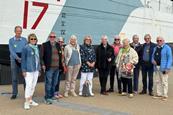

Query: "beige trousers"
<box><xmin>65</xmin><ymin>64</ymin><xmax>81</xmax><ymax>92</ymax></box>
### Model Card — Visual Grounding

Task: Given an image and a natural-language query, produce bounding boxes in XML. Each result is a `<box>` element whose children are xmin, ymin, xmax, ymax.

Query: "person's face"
<box><xmin>114</xmin><ymin>37</ymin><xmax>120</xmax><ymax>44</ymax></box>
<box><xmin>70</xmin><ymin>38</ymin><xmax>76</xmax><ymax>45</ymax></box>
<box><xmin>133</xmin><ymin>36</ymin><xmax>139</xmax><ymax>44</ymax></box>
<box><xmin>49</xmin><ymin>33</ymin><xmax>56</xmax><ymax>42</ymax></box>
<box><xmin>15</xmin><ymin>27</ymin><xmax>22</xmax><ymax>38</ymax></box>
<box><xmin>156</xmin><ymin>38</ymin><xmax>164</xmax><ymax>46</ymax></box>
<box><xmin>123</xmin><ymin>39</ymin><xmax>129</xmax><ymax>47</ymax></box>
<box><xmin>101</xmin><ymin>37</ymin><xmax>107</xmax><ymax>45</ymax></box>
<box><xmin>144</xmin><ymin>35</ymin><xmax>151</xmax><ymax>44</ymax></box>
<box><xmin>85</xmin><ymin>37</ymin><xmax>91</xmax><ymax>45</ymax></box>
<box><xmin>58</xmin><ymin>40</ymin><xmax>64</xmax><ymax>46</ymax></box>
<box><xmin>29</xmin><ymin>37</ymin><xmax>37</xmax><ymax>45</ymax></box>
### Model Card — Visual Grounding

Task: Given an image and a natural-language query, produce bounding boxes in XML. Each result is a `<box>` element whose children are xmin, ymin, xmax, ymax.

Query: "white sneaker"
<box><xmin>121</xmin><ymin>92</ymin><xmax>127</xmax><ymax>96</ymax></box>
<box><xmin>64</xmin><ymin>92</ymin><xmax>69</xmax><ymax>97</ymax></box>
<box><xmin>30</xmin><ymin>100</ymin><xmax>39</xmax><ymax>106</ymax></box>
<box><xmin>71</xmin><ymin>91</ymin><xmax>77</xmax><ymax>97</ymax></box>
<box><xmin>24</xmin><ymin>102</ymin><xmax>30</xmax><ymax>110</ymax></box>
<box><xmin>90</xmin><ymin>92</ymin><xmax>95</xmax><ymax>96</ymax></box>
<box><xmin>79</xmin><ymin>92</ymin><xmax>82</xmax><ymax>96</ymax></box>
<box><xmin>129</xmin><ymin>94</ymin><xmax>134</xmax><ymax>98</ymax></box>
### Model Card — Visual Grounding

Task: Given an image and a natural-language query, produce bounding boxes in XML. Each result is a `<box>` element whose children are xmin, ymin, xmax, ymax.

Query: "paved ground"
<box><xmin>0</xmin><ymin>71</ymin><xmax>173</xmax><ymax>115</ymax></box>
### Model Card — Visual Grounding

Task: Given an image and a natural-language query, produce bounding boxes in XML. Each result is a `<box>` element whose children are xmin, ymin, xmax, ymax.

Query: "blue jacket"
<box><xmin>21</xmin><ymin>44</ymin><xmax>41</xmax><ymax>72</ymax></box>
<box><xmin>152</xmin><ymin>44</ymin><xmax>172</xmax><ymax>71</ymax></box>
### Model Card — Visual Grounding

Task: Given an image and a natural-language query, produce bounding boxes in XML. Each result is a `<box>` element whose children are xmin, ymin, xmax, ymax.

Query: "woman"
<box><xmin>21</xmin><ymin>33</ymin><xmax>40</xmax><ymax>110</ymax></box>
<box><xmin>64</xmin><ymin>35</ymin><xmax>81</xmax><ymax>97</ymax></box>
<box><xmin>116</xmin><ymin>38</ymin><xmax>138</xmax><ymax>98</ymax></box>
<box><xmin>79</xmin><ymin>36</ymin><xmax>96</xmax><ymax>96</ymax></box>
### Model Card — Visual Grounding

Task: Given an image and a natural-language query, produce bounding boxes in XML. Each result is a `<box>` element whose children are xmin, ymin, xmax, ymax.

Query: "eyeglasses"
<box><xmin>49</xmin><ymin>36</ymin><xmax>56</xmax><ymax>38</ymax></box>
<box><xmin>157</xmin><ymin>40</ymin><xmax>162</xmax><ymax>42</ymax></box>
<box><xmin>30</xmin><ymin>38</ymin><xmax>37</xmax><ymax>40</ymax></box>
<box><xmin>115</xmin><ymin>39</ymin><xmax>120</xmax><ymax>41</ymax></box>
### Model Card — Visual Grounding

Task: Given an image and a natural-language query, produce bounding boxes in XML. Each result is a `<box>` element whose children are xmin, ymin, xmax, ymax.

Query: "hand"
<box><xmin>17</xmin><ymin>58</ymin><xmax>21</xmax><ymax>63</ymax></box>
<box><xmin>108</xmin><ymin>58</ymin><xmax>111</xmax><ymax>62</ymax></box>
<box><xmin>165</xmin><ymin>70</ymin><xmax>170</xmax><ymax>74</ymax></box>
<box><xmin>22</xmin><ymin>72</ymin><xmax>26</xmax><ymax>77</ymax></box>
<box><xmin>87</xmin><ymin>61</ymin><xmax>91</xmax><ymax>67</ymax></box>
<box><xmin>63</xmin><ymin>66</ymin><xmax>68</xmax><ymax>73</ymax></box>
<box><xmin>38</xmin><ymin>72</ymin><xmax>41</xmax><ymax>77</ymax></box>
<box><xmin>42</xmin><ymin>65</ymin><xmax>46</xmax><ymax>72</ymax></box>
<box><xmin>152</xmin><ymin>60</ymin><xmax>157</xmax><ymax>65</ymax></box>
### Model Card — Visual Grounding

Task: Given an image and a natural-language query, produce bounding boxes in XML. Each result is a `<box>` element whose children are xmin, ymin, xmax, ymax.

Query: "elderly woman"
<box><xmin>21</xmin><ymin>33</ymin><xmax>40</xmax><ymax>110</ymax></box>
<box><xmin>79</xmin><ymin>36</ymin><xmax>96</xmax><ymax>96</ymax></box>
<box><xmin>64</xmin><ymin>35</ymin><xmax>81</xmax><ymax>97</ymax></box>
<box><xmin>116</xmin><ymin>38</ymin><xmax>138</xmax><ymax>98</ymax></box>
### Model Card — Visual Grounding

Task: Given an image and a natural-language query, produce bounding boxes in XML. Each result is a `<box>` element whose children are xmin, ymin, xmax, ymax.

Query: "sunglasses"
<box><xmin>30</xmin><ymin>38</ymin><xmax>37</xmax><ymax>40</ymax></box>
<box><xmin>115</xmin><ymin>39</ymin><xmax>120</xmax><ymax>41</ymax></box>
<box><xmin>157</xmin><ymin>40</ymin><xmax>162</xmax><ymax>42</ymax></box>
<box><xmin>49</xmin><ymin>36</ymin><xmax>56</xmax><ymax>38</ymax></box>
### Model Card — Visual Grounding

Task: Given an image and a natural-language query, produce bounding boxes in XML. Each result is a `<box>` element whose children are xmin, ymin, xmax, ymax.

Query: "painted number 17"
<box><xmin>23</xmin><ymin>0</ymin><xmax>48</xmax><ymax>29</ymax></box>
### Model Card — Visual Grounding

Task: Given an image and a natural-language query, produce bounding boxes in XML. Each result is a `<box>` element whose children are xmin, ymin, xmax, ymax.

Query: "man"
<box><xmin>96</xmin><ymin>35</ymin><xmax>114</xmax><ymax>95</ymax></box>
<box><xmin>140</xmin><ymin>34</ymin><xmax>156</xmax><ymax>96</ymax></box>
<box><xmin>152</xmin><ymin>36</ymin><xmax>172</xmax><ymax>101</ymax></box>
<box><xmin>107</xmin><ymin>35</ymin><xmax>122</xmax><ymax>93</ymax></box>
<box><xmin>54</xmin><ymin>37</ymin><xmax>66</xmax><ymax>99</ymax></box>
<box><xmin>9</xmin><ymin>26</ymin><xmax>27</xmax><ymax>99</ymax></box>
<box><xmin>130</xmin><ymin>34</ymin><xmax>142</xmax><ymax>94</ymax></box>
<box><xmin>41</xmin><ymin>32</ymin><xmax>65</xmax><ymax>104</ymax></box>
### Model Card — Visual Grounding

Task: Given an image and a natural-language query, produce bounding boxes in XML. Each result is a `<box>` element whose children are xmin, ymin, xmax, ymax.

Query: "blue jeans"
<box><xmin>11</xmin><ymin>61</ymin><xmax>25</xmax><ymax>95</ymax></box>
<box><xmin>45</xmin><ymin>68</ymin><xmax>59</xmax><ymax>99</ymax></box>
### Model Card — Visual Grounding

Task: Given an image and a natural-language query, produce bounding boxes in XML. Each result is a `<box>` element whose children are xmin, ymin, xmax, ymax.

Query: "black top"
<box><xmin>154</xmin><ymin>46</ymin><xmax>162</xmax><ymax>66</ymax></box>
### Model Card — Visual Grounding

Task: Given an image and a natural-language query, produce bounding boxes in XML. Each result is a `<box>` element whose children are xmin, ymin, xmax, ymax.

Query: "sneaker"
<box><xmin>161</xmin><ymin>97</ymin><xmax>167</xmax><ymax>101</ymax></box>
<box><xmin>90</xmin><ymin>92</ymin><xmax>95</xmax><ymax>97</ymax></box>
<box><xmin>153</xmin><ymin>95</ymin><xmax>162</xmax><ymax>99</ymax></box>
<box><xmin>64</xmin><ymin>92</ymin><xmax>69</xmax><ymax>97</ymax></box>
<box><xmin>24</xmin><ymin>102</ymin><xmax>30</xmax><ymax>110</ymax></box>
<box><xmin>129</xmin><ymin>94</ymin><xmax>134</xmax><ymax>98</ymax></box>
<box><xmin>71</xmin><ymin>91</ymin><xmax>77</xmax><ymax>97</ymax></box>
<box><xmin>10</xmin><ymin>95</ymin><xmax>17</xmax><ymax>100</ymax></box>
<box><xmin>44</xmin><ymin>99</ymin><xmax>53</xmax><ymax>105</ymax></box>
<box><xmin>121</xmin><ymin>92</ymin><xmax>127</xmax><ymax>96</ymax></box>
<box><xmin>133</xmin><ymin>91</ymin><xmax>138</xmax><ymax>95</ymax></box>
<box><xmin>30</xmin><ymin>100</ymin><xmax>38</xmax><ymax>106</ymax></box>
<box><xmin>79</xmin><ymin>92</ymin><xmax>82</xmax><ymax>96</ymax></box>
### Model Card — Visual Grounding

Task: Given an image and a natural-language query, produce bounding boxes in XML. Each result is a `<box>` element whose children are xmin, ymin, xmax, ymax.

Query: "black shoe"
<box><xmin>118</xmin><ymin>90</ymin><xmax>122</xmax><ymax>94</ymax></box>
<box><xmin>11</xmin><ymin>95</ymin><xmax>17</xmax><ymax>100</ymax></box>
<box><xmin>139</xmin><ymin>90</ymin><xmax>147</xmax><ymax>95</ymax></box>
<box><xmin>107</xmin><ymin>89</ymin><xmax>114</xmax><ymax>93</ymax></box>
<box><xmin>100</xmin><ymin>92</ymin><xmax>109</xmax><ymax>95</ymax></box>
<box><xmin>149</xmin><ymin>92</ymin><xmax>154</xmax><ymax>96</ymax></box>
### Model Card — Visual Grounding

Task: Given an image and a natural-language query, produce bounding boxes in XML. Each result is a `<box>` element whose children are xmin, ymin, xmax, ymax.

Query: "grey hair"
<box><xmin>157</xmin><ymin>36</ymin><xmax>164</xmax><ymax>40</ymax></box>
<box><xmin>114</xmin><ymin>35</ymin><xmax>120</xmax><ymax>39</ymax></box>
<box><xmin>132</xmin><ymin>34</ymin><xmax>139</xmax><ymax>39</ymax></box>
<box><xmin>122</xmin><ymin>38</ymin><xmax>130</xmax><ymax>43</ymax></box>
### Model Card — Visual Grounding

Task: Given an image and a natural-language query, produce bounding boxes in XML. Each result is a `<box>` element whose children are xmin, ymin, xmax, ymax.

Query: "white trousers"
<box><xmin>155</xmin><ymin>68</ymin><xmax>169</xmax><ymax>97</ymax></box>
<box><xmin>79</xmin><ymin>72</ymin><xmax>94</xmax><ymax>94</ymax></box>
<box><xmin>24</xmin><ymin>71</ymin><xmax>39</xmax><ymax>98</ymax></box>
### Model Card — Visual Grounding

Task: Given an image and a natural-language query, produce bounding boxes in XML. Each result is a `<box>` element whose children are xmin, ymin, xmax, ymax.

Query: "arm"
<box><xmin>130</xmin><ymin>49</ymin><xmax>139</xmax><ymax>65</ymax></box>
<box><xmin>9</xmin><ymin>39</ymin><xmax>19</xmax><ymax>60</ymax></box>
<box><xmin>166</xmin><ymin>46</ymin><xmax>172</xmax><ymax>70</ymax></box>
<box><xmin>21</xmin><ymin>47</ymin><xmax>27</xmax><ymax>73</ymax></box>
<box><xmin>151</xmin><ymin>47</ymin><xmax>157</xmax><ymax>65</ymax></box>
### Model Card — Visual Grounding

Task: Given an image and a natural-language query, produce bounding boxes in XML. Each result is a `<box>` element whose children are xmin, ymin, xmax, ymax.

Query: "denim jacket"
<box><xmin>21</xmin><ymin>44</ymin><xmax>40</xmax><ymax>72</ymax></box>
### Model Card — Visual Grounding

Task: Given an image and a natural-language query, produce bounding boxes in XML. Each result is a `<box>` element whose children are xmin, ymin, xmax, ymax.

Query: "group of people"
<box><xmin>9</xmin><ymin>26</ymin><xmax>172</xmax><ymax>110</ymax></box>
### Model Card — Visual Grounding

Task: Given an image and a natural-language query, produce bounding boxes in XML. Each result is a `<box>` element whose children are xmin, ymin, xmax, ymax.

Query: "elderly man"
<box><xmin>140</xmin><ymin>34</ymin><xmax>156</xmax><ymax>96</ymax></box>
<box><xmin>152</xmin><ymin>36</ymin><xmax>172</xmax><ymax>101</ymax></box>
<box><xmin>9</xmin><ymin>26</ymin><xmax>27</xmax><ymax>99</ymax></box>
<box><xmin>96</xmin><ymin>35</ymin><xmax>114</xmax><ymax>95</ymax></box>
<box><xmin>41</xmin><ymin>32</ymin><xmax>65</xmax><ymax>104</ymax></box>
<box><xmin>130</xmin><ymin>35</ymin><xmax>142</xmax><ymax>94</ymax></box>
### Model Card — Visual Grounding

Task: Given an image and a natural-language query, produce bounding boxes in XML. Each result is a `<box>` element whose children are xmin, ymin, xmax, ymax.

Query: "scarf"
<box><xmin>29</xmin><ymin>44</ymin><xmax>39</xmax><ymax>57</ymax></box>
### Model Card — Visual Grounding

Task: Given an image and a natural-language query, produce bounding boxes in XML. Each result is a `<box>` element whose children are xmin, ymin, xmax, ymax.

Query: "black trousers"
<box><xmin>109</xmin><ymin>65</ymin><xmax>121</xmax><ymax>92</ymax></box>
<box><xmin>133</xmin><ymin>66</ymin><xmax>140</xmax><ymax>92</ymax></box>
<box><xmin>121</xmin><ymin>77</ymin><xmax>132</xmax><ymax>94</ymax></box>
<box><xmin>141</xmin><ymin>64</ymin><xmax>154</xmax><ymax>93</ymax></box>
<box><xmin>98</xmin><ymin>68</ymin><xmax>109</xmax><ymax>93</ymax></box>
